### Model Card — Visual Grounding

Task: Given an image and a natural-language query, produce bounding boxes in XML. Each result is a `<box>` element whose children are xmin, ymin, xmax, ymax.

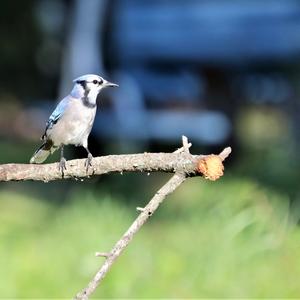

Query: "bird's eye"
<box><xmin>93</xmin><ymin>80</ymin><xmax>98</xmax><ymax>85</ymax></box>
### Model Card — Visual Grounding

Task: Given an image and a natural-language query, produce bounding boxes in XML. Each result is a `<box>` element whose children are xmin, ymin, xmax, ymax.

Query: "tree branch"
<box><xmin>0</xmin><ymin>147</ymin><xmax>231</xmax><ymax>182</ymax></box>
<box><xmin>72</xmin><ymin>138</ymin><xmax>231</xmax><ymax>299</ymax></box>
<box><xmin>74</xmin><ymin>172</ymin><xmax>187</xmax><ymax>300</ymax></box>
<box><xmin>0</xmin><ymin>136</ymin><xmax>231</xmax><ymax>299</ymax></box>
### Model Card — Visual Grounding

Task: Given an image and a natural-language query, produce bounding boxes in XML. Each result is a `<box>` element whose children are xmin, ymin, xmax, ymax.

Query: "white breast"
<box><xmin>48</xmin><ymin>98</ymin><xmax>97</xmax><ymax>147</ymax></box>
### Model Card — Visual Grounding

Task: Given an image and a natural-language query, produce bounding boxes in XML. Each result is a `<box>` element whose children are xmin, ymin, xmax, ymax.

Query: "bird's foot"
<box><xmin>59</xmin><ymin>157</ymin><xmax>67</xmax><ymax>177</ymax></box>
<box><xmin>84</xmin><ymin>153</ymin><xmax>93</xmax><ymax>172</ymax></box>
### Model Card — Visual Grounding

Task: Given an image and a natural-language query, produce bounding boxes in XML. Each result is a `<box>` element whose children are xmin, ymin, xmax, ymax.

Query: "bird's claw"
<box><xmin>84</xmin><ymin>153</ymin><xmax>93</xmax><ymax>172</ymax></box>
<box><xmin>59</xmin><ymin>157</ymin><xmax>67</xmax><ymax>177</ymax></box>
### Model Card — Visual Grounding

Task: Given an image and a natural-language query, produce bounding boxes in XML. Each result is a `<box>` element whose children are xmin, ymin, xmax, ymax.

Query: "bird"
<box><xmin>30</xmin><ymin>74</ymin><xmax>118</xmax><ymax>174</ymax></box>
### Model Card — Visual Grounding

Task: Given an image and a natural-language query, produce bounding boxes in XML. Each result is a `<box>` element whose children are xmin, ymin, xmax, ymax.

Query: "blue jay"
<box><xmin>30</xmin><ymin>74</ymin><xmax>118</xmax><ymax>173</ymax></box>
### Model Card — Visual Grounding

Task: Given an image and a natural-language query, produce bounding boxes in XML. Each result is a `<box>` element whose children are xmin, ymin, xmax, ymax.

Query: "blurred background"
<box><xmin>1</xmin><ymin>0</ymin><xmax>300</xmax><ymax>297</ymax></box>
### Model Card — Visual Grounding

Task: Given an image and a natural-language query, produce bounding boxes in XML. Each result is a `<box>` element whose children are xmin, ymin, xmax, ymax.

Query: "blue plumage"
<box><xmin>42</xmin><ymin>98</ymin><xmax>69</xmax><ymax>137</ymax></box>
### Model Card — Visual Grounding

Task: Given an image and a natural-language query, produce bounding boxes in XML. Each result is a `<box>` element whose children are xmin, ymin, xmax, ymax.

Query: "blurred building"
<box><xmin>54</xmin><ymin>0</ymin><xmax>300</xmax><ymax>150</ymax></box>
<box><xmin>1</xmin><ymin>0</ymin><xmax>300</xmax><ymax>150</ymax></box>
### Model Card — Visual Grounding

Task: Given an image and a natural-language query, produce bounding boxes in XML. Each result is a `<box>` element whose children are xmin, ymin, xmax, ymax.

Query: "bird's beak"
<box><xmin>105</xmin><ymin>81</ymin><xmax>119</xmax><ymax>88</ymax></box>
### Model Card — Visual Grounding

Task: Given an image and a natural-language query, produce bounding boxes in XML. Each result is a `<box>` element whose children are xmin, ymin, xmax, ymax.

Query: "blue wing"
<box><xmin>42</xmin><ymin>97</ymin><xmax>69</xmax><ymax>140</ymax></box>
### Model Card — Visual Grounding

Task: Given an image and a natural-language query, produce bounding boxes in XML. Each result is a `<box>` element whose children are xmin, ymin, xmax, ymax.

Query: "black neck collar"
<box><xmin>80</xmin><ymin>85</ymin><xmax>97</xmax><ymax>108</ymax></box>
<box><xmin>82</xmin><ymin>97</ymin><xmax>97</xmax><ymax>108</ymax></box>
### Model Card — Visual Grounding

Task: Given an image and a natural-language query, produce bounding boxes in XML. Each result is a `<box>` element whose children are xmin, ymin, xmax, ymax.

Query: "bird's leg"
<box><xmin>59</xmin><ymin>145</ymin><xmax>67</xmax><ymax>176</ymax></box>
<box><xmin>84</xmin><ymin>147</ymin><xmax>93</xmax><ymax>172</ymax></box>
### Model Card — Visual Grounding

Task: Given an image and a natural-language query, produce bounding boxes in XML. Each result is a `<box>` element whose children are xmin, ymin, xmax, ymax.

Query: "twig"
<box><xmin>73</xmin><ymin>138</ymin><xmax>231</xmax><ymax>299</ymax></box>
<box><xmin>95</xmin><ymin>252</ymin><xmax>111</xmax><ymax>258</ymax></box>
<box><xmin>74</xmin><ymin>172</ymin><xmax>187</xmax><ymax>300</ymax></box>
<box><xmin>219</xmin><ymin>147</ymin><xmax>232</xmax><ymax>161</ymax></box>
<box><xmin>174</xmin><ymin>135</ymin><xmax>192</xmax><ymax>154</ymax></box>
<box><xmin>136</xmin><ymin>207</ymin><xmax>145</xmax><ymax>212</ymax></box>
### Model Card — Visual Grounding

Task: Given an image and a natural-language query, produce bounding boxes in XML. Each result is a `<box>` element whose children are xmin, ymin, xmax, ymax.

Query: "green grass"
<box><xmin>0</xmin><ymin>175</ymin><xmax>300</xmax><ymax>298</ymax></box>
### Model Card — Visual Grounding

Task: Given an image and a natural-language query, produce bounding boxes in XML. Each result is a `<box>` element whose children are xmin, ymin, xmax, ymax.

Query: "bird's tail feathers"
<box><xmin>30</xmin><ymin>140</ymin><xmax>57</xmax><ymax>164</ymax></box>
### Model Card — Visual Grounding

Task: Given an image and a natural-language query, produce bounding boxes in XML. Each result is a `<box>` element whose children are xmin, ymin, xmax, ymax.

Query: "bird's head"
<box><xmin>71</xmin><ymin>74</ymin><xmax>118</xmax><ymax>107</ymax></box>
